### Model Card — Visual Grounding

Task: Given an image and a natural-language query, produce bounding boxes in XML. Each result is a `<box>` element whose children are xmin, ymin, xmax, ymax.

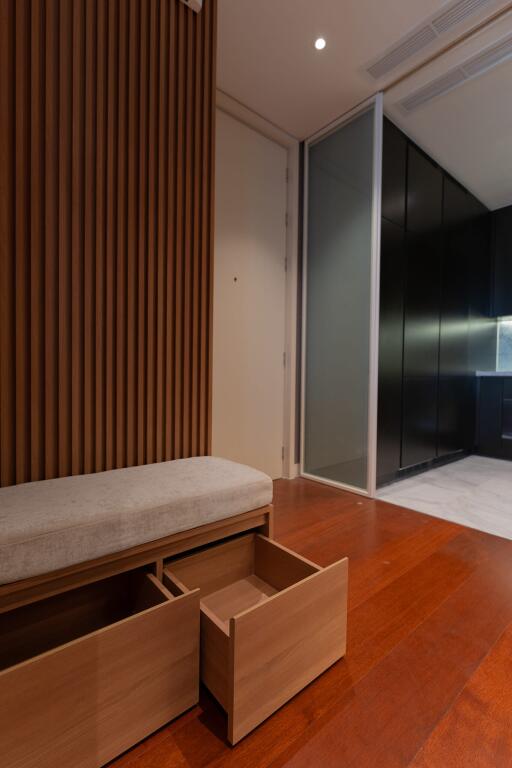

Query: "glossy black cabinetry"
<box><xmin>491</xmin><ymin>205</ymin><xmax>512</xmax><ymax>317</ymax></box>
<box><xmin>377</xmin><ymin>120</ymin><xmax>407</xmax><ymax>482</ymax></box>
<box><xmin>377</xmin><ymin>218</ymin><xmax>405</xmax><ymax>479</ymax></box>
<box><xmin>401</xmin><ymin>147</ymin><xmax>442</xmax><ymax>468</ymax></box>
<box><xmin>438</xmin><ymin>178</ymin><xmax>472</xmax><ymax>457</ymax></box>
<box><xmin>381</xmin><ymin>119</ymin><xmax>406</xmax><ymax>229</ymax></box>
<box><xmin>377</xmin><ymin>118</ymin><xmax>496</xmax><ymax>486</ymax></box>
<box><xmin>476</xmin><ymin>377</ymin><xmax>512</xmax><ymax>460</ymax></box>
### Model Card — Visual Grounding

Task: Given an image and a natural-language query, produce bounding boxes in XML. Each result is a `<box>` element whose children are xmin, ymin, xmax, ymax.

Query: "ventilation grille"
<box><xmin>398</xmin><ymin>31</ymin><xmax>512</xmax><ymax>112</ymax></box>
<box><xmin>367</xmin><ymin>27</ymin><xmax>437</xmax><ymax>79</ymax></box>
<box><xmin>366</xmin><ymin>0</ymin><xmax>495</xmax><ymax>79</ymax></box>
<box><xmin>432</xmin><ymin>0</ymin><xmax>495</xmax><ymax>34</ymax></box>
<box><xmin>463</xmin><ymin>33</ymin><xmax>512</xmax><ymax>75</ymax></box>
<box><xmin>400</xmin><ymin>68</ymin><xmax>468</xmax><ymax>112</ymax></box>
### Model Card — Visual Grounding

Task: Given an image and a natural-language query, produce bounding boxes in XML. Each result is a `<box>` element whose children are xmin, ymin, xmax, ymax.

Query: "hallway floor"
<box><xmin>111</xmin><ymin>477</ymin><xmax>512</xmax><ymax>768</ymax></box>
<box><xmin>378</xmin><ymin>455</ymin><xmax>512</xmax><ymax>540</ymax></box>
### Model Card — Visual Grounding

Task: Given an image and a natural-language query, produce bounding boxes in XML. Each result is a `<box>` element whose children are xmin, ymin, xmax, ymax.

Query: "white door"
<box><xmin>212</xmin><ymin>110</ymin><xmax>287</xmax><ymax>479</ymax></box>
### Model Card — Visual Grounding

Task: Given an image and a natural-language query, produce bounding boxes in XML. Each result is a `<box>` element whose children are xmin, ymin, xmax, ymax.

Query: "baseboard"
<box><xmin>377</xmin><ymin>449</ymin><xmax>472</xmax><ymax>490</ymax></box>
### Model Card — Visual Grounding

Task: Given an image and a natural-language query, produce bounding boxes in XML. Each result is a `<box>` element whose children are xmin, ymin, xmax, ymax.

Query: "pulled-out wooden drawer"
<box><xmin>0</xmin><ymin>570</ymin><xmax>199</xmax><ymax>768</ymax></box>
<box><xmin>165</xmin><ymin>533</ymin><xmax>348</xmax><ymax>744</ymax></box>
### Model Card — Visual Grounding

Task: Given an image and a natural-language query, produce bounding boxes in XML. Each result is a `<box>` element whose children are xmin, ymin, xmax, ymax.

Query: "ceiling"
<box><xmin>385</xmin><ymin>13</ymin><xmax>512</xmax><ymax>210</ymax></box>
<box><xmin>217</xmin><ymin>0</ymin><xmax>510</xmax><ymax>139</ymax></box>
<box><xmin>217</xmin><ymin>0</ymin><xmax>512</xmax><ymax>209</ymax></box>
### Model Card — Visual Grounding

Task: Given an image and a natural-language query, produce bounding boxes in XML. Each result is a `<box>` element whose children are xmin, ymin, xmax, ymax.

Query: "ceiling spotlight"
<box><xmin>315</xmin><ymin>38</ymin><xmax>326</xmax><ymax>51</ymax></box>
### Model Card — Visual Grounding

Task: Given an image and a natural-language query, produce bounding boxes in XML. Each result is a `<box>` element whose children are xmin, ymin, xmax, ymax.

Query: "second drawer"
<box><xmin>164</xmin><ymin>533</ymin><xmax>348</xmax><ymax>744</ymax></box>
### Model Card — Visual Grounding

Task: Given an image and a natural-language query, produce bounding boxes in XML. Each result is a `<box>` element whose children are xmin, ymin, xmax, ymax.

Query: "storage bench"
<box><xmin>165</xmin><ymin>532</ymin><xmax>348</xmax><ymax>744</ymax></box>
<box><xmin>0</xmin><ymin>569</ymin><xmax>199</xmax><ymax>768</ymax></box>
<box><xmin>0</xmin><ymin>456</ymin><xmax>348</xmax><ymax>761</ymax></box>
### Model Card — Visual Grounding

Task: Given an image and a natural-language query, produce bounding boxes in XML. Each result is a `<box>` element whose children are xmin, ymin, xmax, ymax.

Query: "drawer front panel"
<box><xmin>229</xmin><ymin>556</ymin><xmax>348</xmax><ymax>744</ymax></box>
<box><xmin>0</xmin><ymin>583</ymin><xmax>199</xmax><ymax>768</ymax></box>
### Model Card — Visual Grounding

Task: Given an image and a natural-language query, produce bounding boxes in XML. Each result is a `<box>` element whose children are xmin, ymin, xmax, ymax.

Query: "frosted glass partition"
<box><xmin>303</xmin><ymin>104</ymin><xmax>378</xmax><ymax>493</ymax></box>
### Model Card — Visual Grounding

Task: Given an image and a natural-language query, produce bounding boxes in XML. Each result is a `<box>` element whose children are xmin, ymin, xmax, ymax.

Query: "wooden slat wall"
<box><xmin>0</xmin><ymin>0</ymin><xmax>216</xmax><ymax>488</ymax></box>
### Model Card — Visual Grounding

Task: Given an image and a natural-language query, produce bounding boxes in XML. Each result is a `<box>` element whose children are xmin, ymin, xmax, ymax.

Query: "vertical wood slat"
<box><xmin>95</xmin><ymin>0</ymin><xmax>107</xmax><ymax>473</ymax></box>
<box><xmin>165</xmin><ymin>0</ymin><xmax>177</xmax><ymax>461</ymax></box>
<box><xmin>105</xmin><ymin>0</ymin><xmax>118</xmax><ymax>471</ymax></box>
<box><xmin>156</xmin><ymin>0</ymin><xmax>169</xmax><ymax>464</ymax></box>
<box><xmin>44</xmin><ymin>0</ymin><xmax>59</xmax><ymax>479</ymax></box>
<box><xmin>146</xmin><ymin>0</ymin><xmax>159</xmax><ymax>465</ymax></box>
<box><xmin>173</xmin><ymin>1</ymin><xmax>185</xmax><ymax>460</ymax></box>
<box><xmin>0</xmin><ymin>0</ymin><xmax>216</xmax><ymax>488</ymax></box>
<box><xmin>15</xmin><ymin>0</ymin><xmax>31</xmax><ymax>484</ymax></box>
<box><xmin>137</xmin><ymin>0</ymin><xmax>149</xmax><ymax>468</ymax></box>
<box><xmin>71</xmin><ymin>0</ymin><xmax>85</xmax><ymax>475</ymax></box>
<box><xmin>115</xmin><ymin>0</ymin><xmax>128</xmax><ymax>469</ymax></box>
<box><xmin>126</xmin><ymin>0</ymin><xmax>140</xmax><ymax>468</ymax></box>
<box><xmin>83</xmin><ymin>0</ymin><xmax>97</xmax><ymax>475</ymax></box>
<box><xmin>30</xmin><ymin>0</ymin><xmax>45</xmax><ymax>481</ymax></box>
<box><xmin>58</xmin><ymin>0</ymin><xmax>72</xmax><ymax>477</ymax></box>
<box><xmin>0</xmin><ymin>0</ymin><xmax>16</xmax><ymax>487</ymax></box>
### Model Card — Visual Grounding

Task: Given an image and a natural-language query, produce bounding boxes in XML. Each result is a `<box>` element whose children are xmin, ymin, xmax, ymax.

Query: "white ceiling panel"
<box><xmin>217</xmin><ymin>0</ymin><xmax>509</xmax><ymax>138</ymax></box>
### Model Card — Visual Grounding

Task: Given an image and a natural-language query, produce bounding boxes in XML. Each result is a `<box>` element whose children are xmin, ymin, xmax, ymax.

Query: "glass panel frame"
<box><xmin>300</xmin><ymin>94</ymin><xmax>383</xmax><ymax>497</ymax></box>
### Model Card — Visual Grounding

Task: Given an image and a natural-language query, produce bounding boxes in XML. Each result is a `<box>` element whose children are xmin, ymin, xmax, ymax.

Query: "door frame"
<box><xmin>215</xmin><ymin>90</ymin><xmax>301</xmax><ymax>479</ymax></box>
<box><xmin>300</xmin><ymin>93</ymin><xmax>383</xmax><ymax>497</ymax></box>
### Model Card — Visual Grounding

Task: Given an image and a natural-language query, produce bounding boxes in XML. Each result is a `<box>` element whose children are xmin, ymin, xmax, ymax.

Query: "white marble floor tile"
<box><xmin>378</xmin><ymin>456</ymin><xmax>512</xmax><ymax>540</ymax></box>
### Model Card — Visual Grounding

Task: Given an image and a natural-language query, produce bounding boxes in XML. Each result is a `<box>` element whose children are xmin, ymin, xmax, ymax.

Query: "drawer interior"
<box><xmin>166</xmin><ymin>533</ymin><xmax>320</xmax><ymax>631</ymax></box>
<box><xmin>0</xmin><ymin>570</ymin><xmax>171</xmax><ymax>671</ymax></box>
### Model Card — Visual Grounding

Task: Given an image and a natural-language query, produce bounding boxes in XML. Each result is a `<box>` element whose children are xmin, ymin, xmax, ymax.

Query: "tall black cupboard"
<box><xmin>377</xmin><ymin>118</ymin><xmax>496</xmax><ymax>486</ymax></box>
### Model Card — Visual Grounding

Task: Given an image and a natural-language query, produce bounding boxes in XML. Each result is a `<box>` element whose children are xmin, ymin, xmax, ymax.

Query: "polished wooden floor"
<box><xmin>111</xmin><ymin>477</ymin><xmax>512</xmax><ymax>768</ymax></box>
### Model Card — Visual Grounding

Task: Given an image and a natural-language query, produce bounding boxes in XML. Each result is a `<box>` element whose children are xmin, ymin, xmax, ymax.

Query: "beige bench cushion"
<box><xmin>0</xmin><ymin>457</ymin><xmax>273</xmax><ymax>585</ymax></box>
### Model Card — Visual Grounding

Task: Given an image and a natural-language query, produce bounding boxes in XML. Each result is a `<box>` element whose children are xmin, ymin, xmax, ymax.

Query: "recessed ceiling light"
<box><xmin>315</xmin><ymin>38</ymin><xmax>326</xmax><ymax>51</ymax></box>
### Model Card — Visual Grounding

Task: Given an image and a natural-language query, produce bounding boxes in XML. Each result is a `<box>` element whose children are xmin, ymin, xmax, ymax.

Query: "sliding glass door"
<box><xmin>301</xmin><ymin>96</ymin><xmax>382</xmax><ymax>495</ymax></box>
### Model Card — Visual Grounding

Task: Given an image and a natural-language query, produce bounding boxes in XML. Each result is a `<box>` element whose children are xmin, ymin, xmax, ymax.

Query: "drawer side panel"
<box><xmin>229</xmin><ymin>557</ymin><xmax>348</xmax><ymax>744</ymax></box>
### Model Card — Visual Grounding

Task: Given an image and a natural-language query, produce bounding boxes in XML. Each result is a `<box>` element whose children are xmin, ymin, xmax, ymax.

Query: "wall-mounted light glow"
<box><xmin>315</xmin><ymin>37</ymin><xmax>326</xmax><ymax>51</ymax></box>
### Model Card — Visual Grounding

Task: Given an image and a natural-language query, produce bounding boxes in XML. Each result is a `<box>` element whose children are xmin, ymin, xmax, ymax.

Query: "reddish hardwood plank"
<box><xmin>107</xmin><ymin>479</ymin><xmax>512</xmax><ymax>768</ymax></box>
<box><xmin>410</xmin><ymin>622</ymin><xmax>512</xmax><ymax>768</ymax></box>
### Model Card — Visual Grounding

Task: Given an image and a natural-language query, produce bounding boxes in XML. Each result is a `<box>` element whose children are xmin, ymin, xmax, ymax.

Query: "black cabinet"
<box><xmin>438</xmin><ymin>178</ymin><xmax>472</xmax><ymax>456</ymax></box>
<box><xmin>477</xmin><ymin>377</ymin><xmax>506</xmax><ymax>458</ymax></box>
<box><xmin>468</xmin><ymin>197</ymin><xmax>495</xmax><ymax>370</ymax></box>
<box><xmin>491</xmin><ymin>205</ymin><xmax>512</xmax><ymax>317</ymax></box>
<box><xmin>377</xmin><ymin>218</ymin><xmax>405</xmax><ymax>482</ymax></box>
<box><xmin>376</xmin><ymin>120</ymin><xmax>494</xmax><ymax>485</ymax></box>
<box><xmin>381</xmin><ymin>118</ymin><xmax>407</xmax><ymax>229</ymax></box>
<box><xmin>377</xmin><ymin>120</ymin><xmax>407</xmax><ymax>483</ymax></box>
<box><xmin>402</xmin><ymin>147</ymin><xmax>442</xmax><ymax>468</ymax></box>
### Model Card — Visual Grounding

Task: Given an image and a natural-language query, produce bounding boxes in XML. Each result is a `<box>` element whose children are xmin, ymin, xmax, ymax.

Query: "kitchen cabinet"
<box><xmin>476</xmin><ymin>376</ymin><xmax>512</xmax><ymax>460</ymax></box>
<box><xmin>401</xmin><ymin>146</ymin><xmax>442</xmax><ymax>468</ymax></box>
<box><xmin>491</xmin><ymin>205</ymin><xmax>512</xmax><ymax>317</ymax></box>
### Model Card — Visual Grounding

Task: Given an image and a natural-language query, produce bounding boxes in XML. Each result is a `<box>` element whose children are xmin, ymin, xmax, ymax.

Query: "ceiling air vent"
<box><xmin>432</xmin><ymin>0</ymin><xmax>496</xmax><ymax>34</ymax></box>
<box><xmin>399</xmin><ymin>68</ymin><xmax>468</xmax><ymax>112</ymax></box>
<box><xmin>365</xmin><ymin>0</ymin><xmax>495</xmax><ymax>80</ymax></box>
<box><xmin>367</xmin><ymin>26</ymin><xmax>437</xmax><ymax>80</ymax></box>
<box><xmin>397</xmin><ymin>30</ymin><xmax>512</xmax><ymax>113</ymax></box>
<box><xmin>462</xmin><ymin>33</ymin><xmax>512</xmax><ymax>75</ymax></box>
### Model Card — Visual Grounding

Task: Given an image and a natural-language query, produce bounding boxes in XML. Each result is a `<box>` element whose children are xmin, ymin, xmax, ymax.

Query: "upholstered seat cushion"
<box><xmin>0</xmin><ymin>456</ymin><xmax>273</xmax><ymax>585</ymax></box>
